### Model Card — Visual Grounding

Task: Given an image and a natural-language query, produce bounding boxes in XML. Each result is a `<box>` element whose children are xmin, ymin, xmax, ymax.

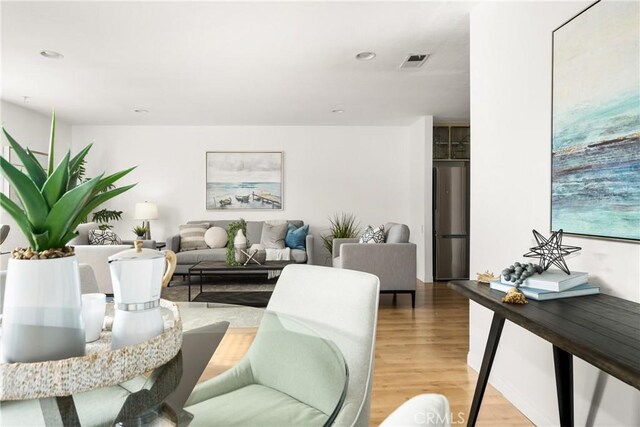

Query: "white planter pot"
<box><xmin>1</xmin><ymin>255</ymin><xmax>85</xmax><ymax>363</ymax></box>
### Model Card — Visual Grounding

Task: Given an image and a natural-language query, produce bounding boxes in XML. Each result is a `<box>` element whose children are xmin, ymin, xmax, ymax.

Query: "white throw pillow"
<box><xmin>204</xmin><ymin>226</ymin><xmax>228</xmax><ymax>248</ymax></box>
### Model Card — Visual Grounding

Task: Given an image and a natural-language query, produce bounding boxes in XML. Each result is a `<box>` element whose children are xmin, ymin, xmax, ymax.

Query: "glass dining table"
<box><xmin>0</xmin><ymin>302</ymin><xmax>348</xmax><ymax>426</ymax></box>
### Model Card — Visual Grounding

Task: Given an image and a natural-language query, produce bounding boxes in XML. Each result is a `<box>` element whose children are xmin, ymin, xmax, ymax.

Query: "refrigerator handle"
<box><xmin>432</xmin><ymin>167</ymin><xmax>438</xmax><ymax>212</ymax></box>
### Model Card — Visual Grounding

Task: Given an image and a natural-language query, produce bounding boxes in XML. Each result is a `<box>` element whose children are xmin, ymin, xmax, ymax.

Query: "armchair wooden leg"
<box><xmin>411</xmin><ymin>291</ymin><xmax>415</xmax><ymax>308</ymax></box>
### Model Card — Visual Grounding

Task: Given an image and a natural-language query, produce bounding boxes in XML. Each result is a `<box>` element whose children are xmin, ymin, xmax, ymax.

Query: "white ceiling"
<box><xmin>1</xmin><ymin>1</ymin><xmax>472</xmax><ymax>126</ymax></box>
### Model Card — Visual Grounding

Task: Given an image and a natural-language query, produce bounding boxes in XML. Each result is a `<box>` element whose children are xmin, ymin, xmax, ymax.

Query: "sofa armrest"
<box><xmin>332</xmin><ymin>238</ymin><xmax>359</xmax><ymax>258</ymax></box>
<box><xmin>166</xmin><ymin>235</ymin><xmax>181</xmax><ymax>252</ymax></box>
<box><xmin>305</xmin><ymin>234</ymin><xmax>315</xmax><ymax>265</ymax></box>
<box><xmin>340</xmin><ymin>243</ymin><xmax>417</xmax><ymax>292</ymax></box>
<box><xmin>74</xmin><ymin>244</ymin><xmax>133</xmax><ymax>294</ymax></box>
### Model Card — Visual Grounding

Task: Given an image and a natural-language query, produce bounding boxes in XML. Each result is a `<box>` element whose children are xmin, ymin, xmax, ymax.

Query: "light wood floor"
<box><xmin>199</xmin><ymin>282</ymin><xmax>534</xmax><ymax>426</ymax></box>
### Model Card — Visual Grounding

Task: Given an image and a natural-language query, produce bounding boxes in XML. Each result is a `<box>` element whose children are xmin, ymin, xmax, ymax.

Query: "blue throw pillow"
<box><xmin>285</xmin><ymin>224</ymin><xmax>308</xmax><ymax>250</ymax></box>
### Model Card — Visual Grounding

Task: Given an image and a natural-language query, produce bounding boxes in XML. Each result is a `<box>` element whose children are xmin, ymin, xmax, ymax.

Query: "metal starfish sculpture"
<box><xmin>523</xmin><ymin>229</ymin><xmax>581</xmax><ymax>275</ymax></box>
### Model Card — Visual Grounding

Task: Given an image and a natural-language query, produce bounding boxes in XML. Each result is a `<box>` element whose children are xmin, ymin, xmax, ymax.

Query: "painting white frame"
<box><xmin>205</xmin><ymin>151</ymin><xmax>283</xmax><ymax>210</ymax></box>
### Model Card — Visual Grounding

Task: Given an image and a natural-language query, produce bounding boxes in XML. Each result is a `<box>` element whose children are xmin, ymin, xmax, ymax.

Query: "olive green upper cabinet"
<box><xmin>433</xmin><ymin>125</ymin><xmax>470</xmax><ymax>160</ymax></box>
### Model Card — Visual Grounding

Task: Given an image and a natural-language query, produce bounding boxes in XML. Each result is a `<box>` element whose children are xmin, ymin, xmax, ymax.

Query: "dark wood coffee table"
<box><xmin>187</xmin><ymin>261</ymin><xmax>295</xmax><ymax>301</ymax></box>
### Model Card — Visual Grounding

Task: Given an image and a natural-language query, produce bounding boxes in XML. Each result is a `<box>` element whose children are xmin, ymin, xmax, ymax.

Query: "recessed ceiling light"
<box><xmin>134</xmin><ymin>109</ymin><xmax>149</xmax><ymax>113</ymax></box>
<box><xmin>332</xmin><ymin>109</ymin><xmax>345</xmax><ymax>114</ymax></box>
<box><xmin>40</xmin><ymin>50</ymin><xmax>64</xmax><ymax>59</ymax></box>
<box><xmin>355</xmin><ymin>51</ymin><xmax>376</xmax><ymax>61</ymax></box>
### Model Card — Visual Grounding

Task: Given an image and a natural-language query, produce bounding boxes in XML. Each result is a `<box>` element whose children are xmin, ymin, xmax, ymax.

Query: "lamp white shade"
<box><xmin>134</xmin><ymin>202</ymin><xmax>158</xmax><ymax>220</ymax></box>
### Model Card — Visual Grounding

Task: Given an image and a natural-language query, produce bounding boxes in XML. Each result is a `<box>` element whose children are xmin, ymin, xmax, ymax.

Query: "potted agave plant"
<box><xmin>0</xmin><ymin>113</ymin><xmax>135</xmax><ymax>363</ymax></box>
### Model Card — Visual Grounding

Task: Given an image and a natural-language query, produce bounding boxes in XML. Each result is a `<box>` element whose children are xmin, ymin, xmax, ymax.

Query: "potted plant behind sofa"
<box><xmin>0</xmin><ymin>113</ymin><xmax>136</xmax><ymax>362</ymax></box>
<box><xmin>320</xmin><ymin>212</ymin><xmax>360</xmax><ymax>261</ymax></box>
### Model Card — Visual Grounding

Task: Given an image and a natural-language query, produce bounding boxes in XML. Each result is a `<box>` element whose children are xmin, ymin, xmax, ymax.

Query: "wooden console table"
<box><xmin>448</xmin><ymin>280</ymin><xmax>640</xmax><ymax>427</ymax></box>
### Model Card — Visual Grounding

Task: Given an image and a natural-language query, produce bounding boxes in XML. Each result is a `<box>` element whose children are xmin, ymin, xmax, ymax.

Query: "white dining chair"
<box><xmin>184</xmin><ymin>264</ymin><xmax>380</xmax><ymax>426</ymax></box>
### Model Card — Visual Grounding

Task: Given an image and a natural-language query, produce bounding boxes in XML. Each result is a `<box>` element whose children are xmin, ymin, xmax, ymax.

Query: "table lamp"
<box><xmin>134</xmin><ymin>202</ymin><xmax>158</xmax><ymax>240</ymax></box>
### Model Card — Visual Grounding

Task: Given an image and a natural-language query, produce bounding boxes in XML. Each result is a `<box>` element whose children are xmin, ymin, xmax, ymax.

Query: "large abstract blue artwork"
<box><xmin>552</xmin><ymin>0</ymin><xmax>640</xmax><ymax>241</ymax></box>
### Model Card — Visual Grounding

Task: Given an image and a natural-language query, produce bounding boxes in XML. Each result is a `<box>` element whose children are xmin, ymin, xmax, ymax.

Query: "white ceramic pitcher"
<box><xmin>108</xmin><ymin>241</ymin><xmax>177</xmax><ymax>349</ymax></box>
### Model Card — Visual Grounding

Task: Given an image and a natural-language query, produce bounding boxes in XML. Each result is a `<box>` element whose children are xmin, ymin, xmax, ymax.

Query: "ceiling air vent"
<box><xmin>400</xmin><ymin>54</ymin><xmax>430</xmax><ymax>69</ymax></box>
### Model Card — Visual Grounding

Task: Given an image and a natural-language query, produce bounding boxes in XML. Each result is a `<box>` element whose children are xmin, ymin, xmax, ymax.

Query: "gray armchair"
<box><xmin>332</xmin><ymin>223</ymin><xmax>416</xmax><ymax>308</ymax></box>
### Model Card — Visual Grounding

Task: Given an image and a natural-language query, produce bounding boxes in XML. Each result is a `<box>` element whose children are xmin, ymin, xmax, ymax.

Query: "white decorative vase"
<box><xmin>234</xmin><ymin>229</ymin><xmax>248</xmax><ymax>262</ymax></box>
<box><xmin>1</xmin><ymin>256</ymin><xmax>85</xmax><ymax>363</ymax></box>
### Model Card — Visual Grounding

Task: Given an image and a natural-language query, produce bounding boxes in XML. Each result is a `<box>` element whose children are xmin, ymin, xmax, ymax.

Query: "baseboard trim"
<box><xmin>466</xmin><ymin>351</ymin><xmax>555</xmax><ymax>426</ymax></box>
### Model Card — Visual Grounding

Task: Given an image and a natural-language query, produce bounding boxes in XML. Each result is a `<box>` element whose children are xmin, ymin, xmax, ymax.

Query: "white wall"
<box><xmin>470</xmin><ymin>2</ymin><xmax>640</xmax><ymax>426</ymax></box>
<box><xmin>0</xmin><ymin>101</ymin><xmax>72</xmax><ymax>267</ymax></box>
<box><xmin>72</xmin><ymin>124</ymin><xmax>431</xmax><ymax>270</ymax></box>
<box><xmin>409</xmin><ymin>116</ymin><xmax>434</xmax><ymax>282</ymax></box>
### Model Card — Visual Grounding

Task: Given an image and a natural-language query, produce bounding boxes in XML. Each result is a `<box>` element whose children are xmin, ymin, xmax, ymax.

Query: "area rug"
<box><xmin>175</xmin><ymin>302</ymin><xmax>264</xmax><ymax>329</ymax></box>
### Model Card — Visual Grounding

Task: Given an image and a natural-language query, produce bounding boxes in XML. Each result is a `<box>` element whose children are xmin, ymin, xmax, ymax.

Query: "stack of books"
<box><xmin>490</xmin><ymin>269</ymin><xmax>599</xmax><ymax>300</ymax></box>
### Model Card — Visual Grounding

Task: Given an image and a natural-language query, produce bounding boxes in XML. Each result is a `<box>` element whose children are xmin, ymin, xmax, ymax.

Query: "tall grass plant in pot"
<box><xmin>320</xmin><ymin>212</ymin><xmax>360</xmax><ymax>263</ymax></box>
<box><xmin>0</xmin><ymin>113</ymin><xmax>135</xmax><ymax>362</ymax></box>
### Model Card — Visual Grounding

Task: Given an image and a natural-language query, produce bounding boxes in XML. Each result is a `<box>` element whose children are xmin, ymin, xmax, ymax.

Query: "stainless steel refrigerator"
<box><xmin>433</xmin><ymin>164</ymin><xmax>469</xmax><ymax>280</ymax></box>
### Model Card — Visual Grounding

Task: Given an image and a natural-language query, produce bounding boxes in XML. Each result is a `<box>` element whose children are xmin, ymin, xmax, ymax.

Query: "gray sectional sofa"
<box><xmin>167</xmin><ymin>220</ymin><xmax>314</xmax><ymax>275</ymax></box>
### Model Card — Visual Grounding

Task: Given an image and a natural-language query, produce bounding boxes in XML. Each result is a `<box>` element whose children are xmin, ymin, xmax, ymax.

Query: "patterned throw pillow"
<box><xmin>359</xmin><ymin>225</ymin><xmax>385</xmax><ymax>244</ymax></box>
<box><xmin>88</xmin><ymin>229</ymin><xmax>122</xmax><ymax>245</ymax></box>
<box><xmin>179</xmin><ymin>223</ymin><xmax>209</xmax><ymax>251</ymax></box>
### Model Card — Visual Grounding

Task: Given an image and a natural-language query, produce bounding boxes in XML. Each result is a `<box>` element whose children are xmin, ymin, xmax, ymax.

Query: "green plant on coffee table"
<box><xmin>320</xmin><ymin>212</ymin><xmax>360</xmax><ymax>254</ymax></box>
<box><xmin>0</xmin><ymin>113</ymin><xmax>136</xmax><ymax>258</ymax></box>
<box><xmin>226</xmin><ymin>219</ymin><xmax>248</xmax><ymax>266</ymax></box>
<box><xmin>132</xmin><ymin>225</ymin><xmax>149</xmax><ymax>238</ymax></box>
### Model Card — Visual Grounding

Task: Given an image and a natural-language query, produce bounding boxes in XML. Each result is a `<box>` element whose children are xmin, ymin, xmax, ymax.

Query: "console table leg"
<box><xmin>467</xmin><ymin>313</ymin><xmax>505</xmax><ymax>427</ymax></box>
<box><xmin>56</xmin><ymin>396</ymin><xmax>81</xmax><ymax>426</ymax></box>
<box><xmin>553</xmin><ymin>345</ymin><xmax>574</xmax><ymax>427</ymax></box>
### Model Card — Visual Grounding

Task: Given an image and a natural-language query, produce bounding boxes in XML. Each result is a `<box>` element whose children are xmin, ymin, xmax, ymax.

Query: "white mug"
<box><xmin>82</xmin><ymin>293</ymin><xmax>106</xmax><ymax>343</ymax></box>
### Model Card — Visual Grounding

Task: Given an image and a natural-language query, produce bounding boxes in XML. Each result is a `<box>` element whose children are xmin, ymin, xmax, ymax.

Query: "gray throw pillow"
<box><xmin>260</xmin><ymin>223</ymin><xmax>288</xmax><ymax>249</ymax></box>
<box><xmin>385</xmin><ymin>223</ymin><xmax>410</xmax><ymax>243</ymax></box>
<box><xmin>179</xmin><ymin>223</ymin><xmax>209</xmax><ymax>251</ymax></box>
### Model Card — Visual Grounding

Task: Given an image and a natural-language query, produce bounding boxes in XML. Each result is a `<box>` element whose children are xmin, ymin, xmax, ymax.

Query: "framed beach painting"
<box><xmin>206</xmin><ymin>151</ymin><xmax>283</xmax><ymax>210</ymax></box>
<box><xmin>551</xmin><ymin>0</ymin><xmax>640</xmax><ymax>241</ymax></box>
